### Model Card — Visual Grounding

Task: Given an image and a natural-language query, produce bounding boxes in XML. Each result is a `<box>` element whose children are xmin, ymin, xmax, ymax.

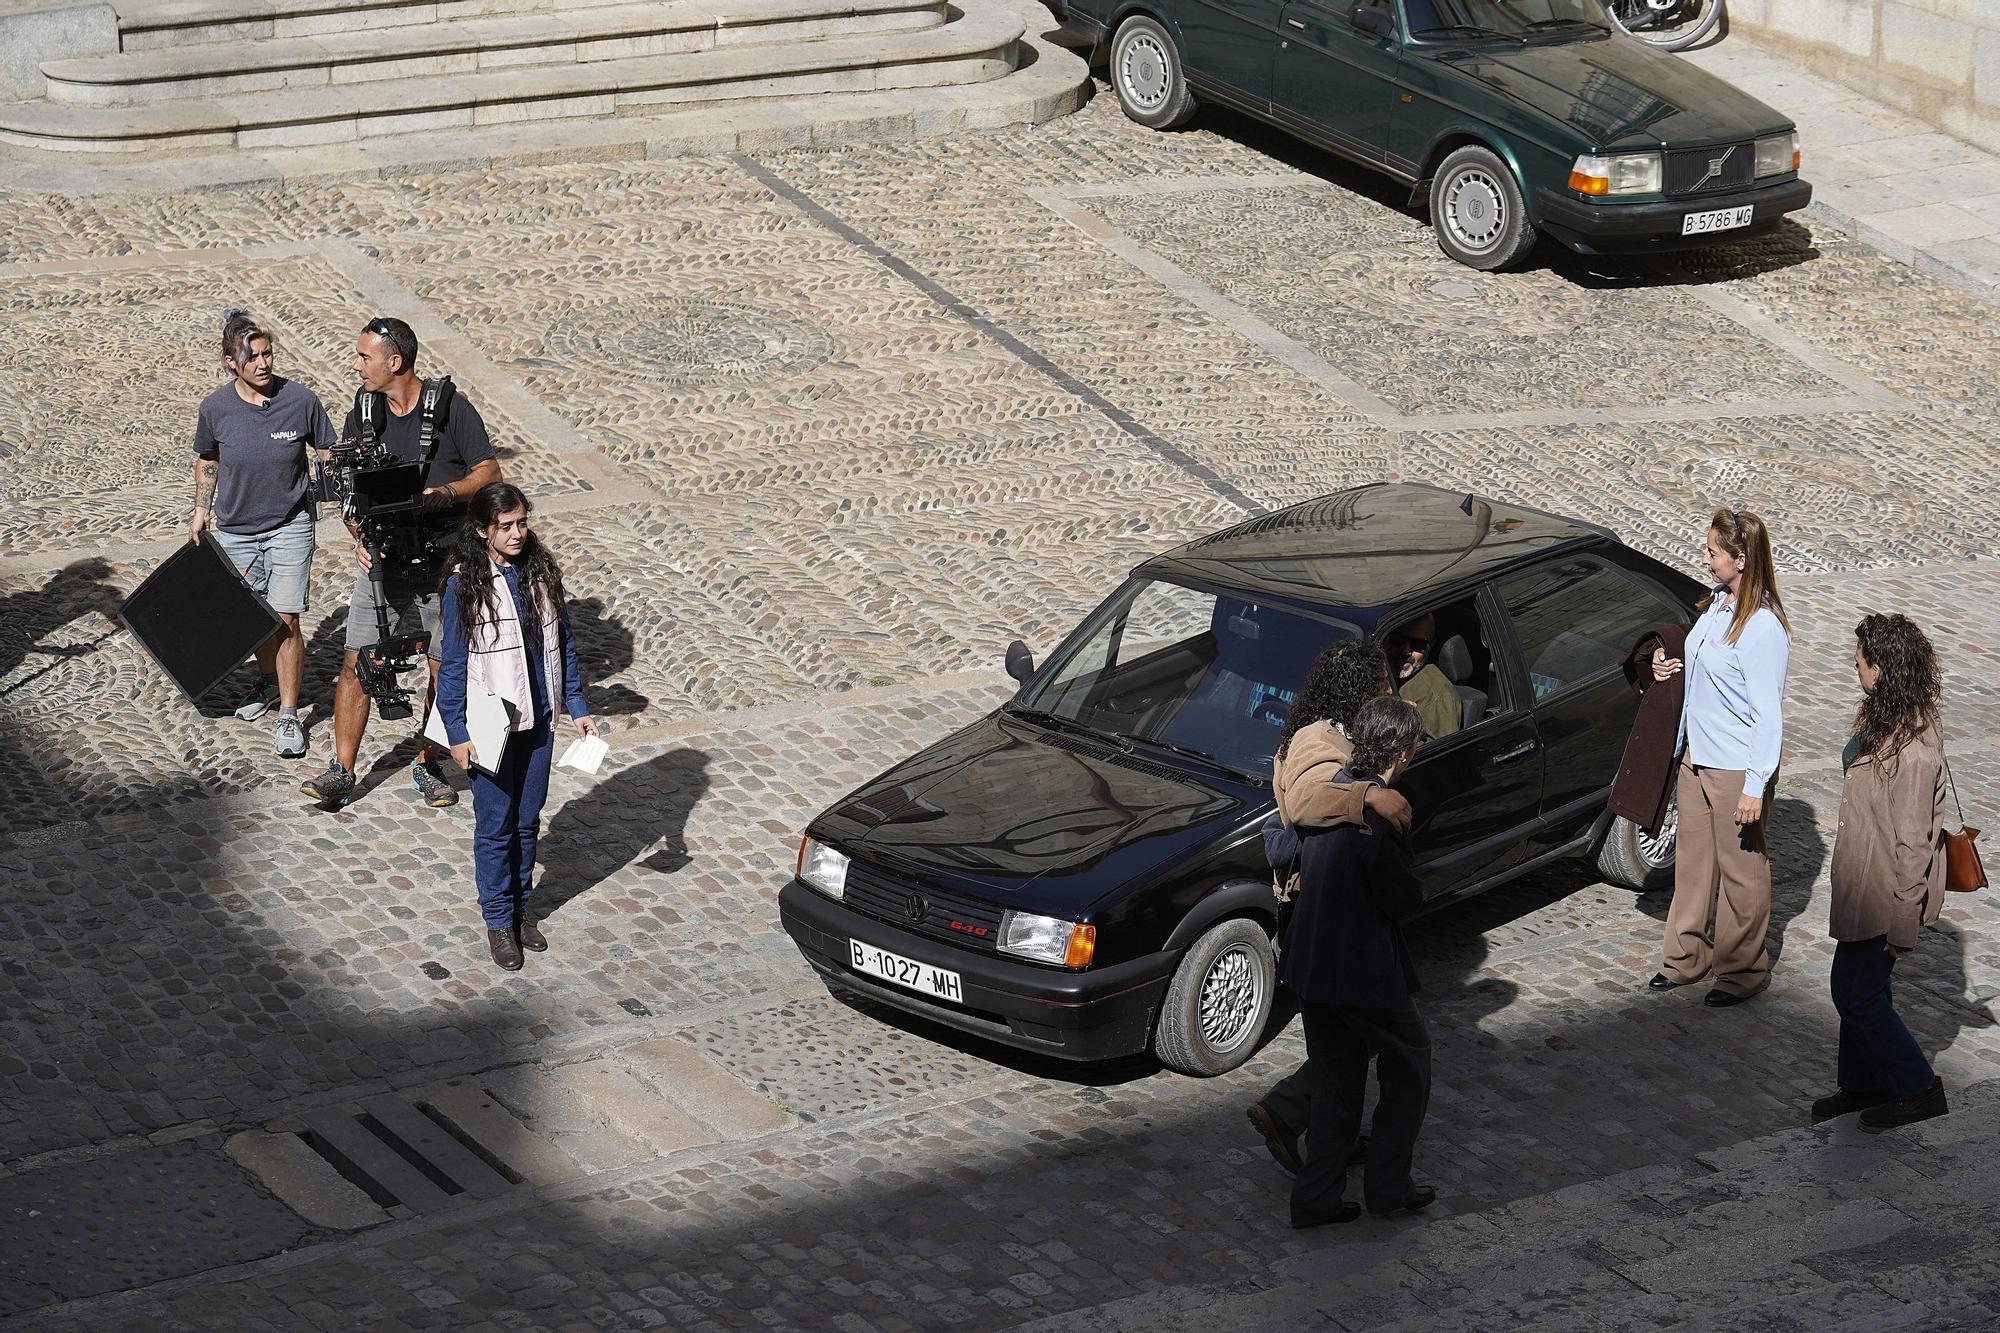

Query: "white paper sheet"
<box><xmin>557</xmin><ymin>733</ymin><xmax>608</xmax><ymax>775</ymax></box>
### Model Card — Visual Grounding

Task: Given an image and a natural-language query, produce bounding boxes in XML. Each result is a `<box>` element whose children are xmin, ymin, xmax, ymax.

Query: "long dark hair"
<box><xmin>1276</xmin><ymin>639</ymin><xmax>1389</xmax><ymax>761</ymax></box>
<box><xmin>442</xmin><ymin>483</ymin><xmax>568</xmax><ymax>643</ymax></box>
<box><xmin>1348</xmin><ymin>695</ymin><xmax>1424</xmax><ymax>778</ymax></box>
<box><xmin>1853</xmin><ymin>613</ymin><xmax>1940</xmax><ymax>769</ymax></box>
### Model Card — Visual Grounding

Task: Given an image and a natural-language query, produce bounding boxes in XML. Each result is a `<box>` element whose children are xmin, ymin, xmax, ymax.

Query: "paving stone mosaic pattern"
<box><xmin>1</xmin><ymin>92</ymin><xmax>1998</xmax><ymax>1330</ymax></box>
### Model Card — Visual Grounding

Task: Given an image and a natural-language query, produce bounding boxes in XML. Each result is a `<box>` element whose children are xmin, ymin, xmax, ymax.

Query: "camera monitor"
<box><xmin>119</xmin><ymin>533</ymin><xmax>282</xmax><ymax>703</ymax></box>
<box><xmin>352</xmin><ymin>459</ymin><xmax>426</xmax><ymax>516</ymax></box>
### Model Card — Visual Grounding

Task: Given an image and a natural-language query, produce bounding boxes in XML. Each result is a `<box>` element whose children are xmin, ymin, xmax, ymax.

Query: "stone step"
<box><xmin>46</xmin><ymin>0</ymin><xmax>945</xmax><ymax>105</ymax></box>
<box><xmin>118</xmin><ymin>0</ymin><xmax>656</xmax><ymax>51</ymax></box>
<box><xmin>0</xmin><ymin>2</ymin><xmax>1022</xmax><ymax>152</ymax></box>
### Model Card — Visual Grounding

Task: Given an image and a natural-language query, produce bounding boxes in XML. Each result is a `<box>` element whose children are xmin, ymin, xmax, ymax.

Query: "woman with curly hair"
<box><xmin>435</xmin><ymin>482</ymin><xmax>600</xmax><ymax>972</ymax></box>
<box><xmin>1813</xmin><ymin>613</ymin><xmax>1950</xmax><ymax>1131</ymax></box>
<box><xmin>1246</xmin><ymin>638</ymin><xmax>1413</xmax><ymax>1178</ymax></box>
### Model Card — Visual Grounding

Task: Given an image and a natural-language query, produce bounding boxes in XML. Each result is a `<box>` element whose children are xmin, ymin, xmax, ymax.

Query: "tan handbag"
<box><xmin>1944</xmin><ymin>753</ymin><xmax>1986</xmax><ymax>892</ymax></box>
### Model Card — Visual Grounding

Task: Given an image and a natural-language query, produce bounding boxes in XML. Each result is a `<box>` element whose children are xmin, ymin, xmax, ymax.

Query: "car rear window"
<box><xmin>1497</xmin><ymin>558</ymin><xmax>1683</xmax><ymax>700</ymax></box>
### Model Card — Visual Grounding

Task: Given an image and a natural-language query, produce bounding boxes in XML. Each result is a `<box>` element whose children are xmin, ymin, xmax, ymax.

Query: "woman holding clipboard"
<box><xmin>435</xmin><ymin>482</ymin><xmax>599</xmax><ymax>972</ymax></box>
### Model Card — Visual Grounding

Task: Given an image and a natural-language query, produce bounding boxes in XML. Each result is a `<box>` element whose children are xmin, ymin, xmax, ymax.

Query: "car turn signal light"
<box><xmin>1066</xmin><ymin>924</ymin><xmax>1096</xmax><ymax>968</ymax></box>
<box><xmin>1568</xmin><ymin>169</ymin><xmax>1610</xmax><ymax>196</ymax></box>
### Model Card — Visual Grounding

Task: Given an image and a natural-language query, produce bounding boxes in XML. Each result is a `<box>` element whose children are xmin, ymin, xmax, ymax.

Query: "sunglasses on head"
<box><xmin>363</xmin><ymin>317</ymin><xmax>394</xmax><ymax>338</ymax></box>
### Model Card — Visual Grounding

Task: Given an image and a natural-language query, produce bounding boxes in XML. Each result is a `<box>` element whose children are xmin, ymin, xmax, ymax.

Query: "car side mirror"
<box><xmin>1351</xmin><ymin>3</ymin><xmax>1393</xmax><ymax>37</ymax></box>
<box><xmin>1005</xmin><ymin>640</ymin><xmax>1035</xmax><ymax>684</ymax></box>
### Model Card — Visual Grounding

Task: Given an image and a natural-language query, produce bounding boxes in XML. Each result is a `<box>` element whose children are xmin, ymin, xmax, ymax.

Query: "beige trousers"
<box><xmin>1661</xmin><ymin>762</ymin><xmax>1773</xmax><ymax>996</ymax></box>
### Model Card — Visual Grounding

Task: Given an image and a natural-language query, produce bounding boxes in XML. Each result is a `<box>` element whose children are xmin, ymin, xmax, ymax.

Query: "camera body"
<box><xmin>320</xmin><ymin>381</ymin><xmax>458</xmax><ymax>720</ymax></box>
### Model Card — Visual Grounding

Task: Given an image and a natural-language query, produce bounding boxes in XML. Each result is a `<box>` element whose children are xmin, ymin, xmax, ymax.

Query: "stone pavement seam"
<box><xmin>732</xmin><ymin>153</ymin><xmax>1266</xmax><ymax>516</ymax></box>
<box><xmin>0</xmin><ymin>1040</ymin><xmax>1047</xmax><ymax>1332</ymax></box>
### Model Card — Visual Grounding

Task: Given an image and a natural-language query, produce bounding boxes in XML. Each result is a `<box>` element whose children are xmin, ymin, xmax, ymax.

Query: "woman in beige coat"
<box><xmin>1813</xmin><ymin>613</ymin><xmax>1950</xmax><ymax>1132</ymax></box>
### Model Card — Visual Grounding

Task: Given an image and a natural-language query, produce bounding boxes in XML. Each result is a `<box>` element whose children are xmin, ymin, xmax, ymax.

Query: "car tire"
<box><xmin>1153</xmin><ymin>916</ymin><xmax>1275</xmax><ymax>1076</ymax></box>
<box><xmin>1109</xmin><ymin>16</ymin><xmax>1197</xmax><ymax>130</ymax></box>
<box><xmin>1596</xmin><ymin>795</ymin><xmax>1678</xmax><ymax>892</ymax></box>
<box><xmin>1429</xmin><ymin>145</ymin><xmax>1538</xmax><ymax>272</ymax></box>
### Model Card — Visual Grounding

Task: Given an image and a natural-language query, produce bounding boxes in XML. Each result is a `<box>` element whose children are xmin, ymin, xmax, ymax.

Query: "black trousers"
<box><xmin>1291</xmin><ymin>998</ymin><xmax>1431</xmax><ymax>1221</ymax></box>
<box><xmin>1831</xmin><ymin>936</ymin><xmax>1935</xmax><ymax>1100</ymax></box>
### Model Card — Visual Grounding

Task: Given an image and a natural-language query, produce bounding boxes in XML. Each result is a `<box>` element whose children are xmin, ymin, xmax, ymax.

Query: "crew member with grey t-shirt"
<box><xmin>190</xmin><ymin>311</ymin><xmax>336</xmax><ymax>758</ymax></box>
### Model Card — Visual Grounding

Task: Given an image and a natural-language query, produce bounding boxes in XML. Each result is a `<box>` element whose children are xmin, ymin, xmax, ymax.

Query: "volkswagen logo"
<box><xmin>904</xmin><ymin>892</ymin><xmax>928</xmax><ymax>922</ymax></box>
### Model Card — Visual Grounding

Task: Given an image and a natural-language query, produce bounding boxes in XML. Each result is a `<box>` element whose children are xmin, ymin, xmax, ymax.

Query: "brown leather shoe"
<box><xmin>1247</xmin><ymin>1102</ymin><xmax>1303</xmax><ymax>1175</ymax></box>
<box><xmin>517</xmin><ymin>918</ymin><xmax>547</xmax><ymax>952</ymax></box>
<box><xmin>488</xmin><ymin>928</ymin><xmax>523</xmax><ymax>971</ymax></box>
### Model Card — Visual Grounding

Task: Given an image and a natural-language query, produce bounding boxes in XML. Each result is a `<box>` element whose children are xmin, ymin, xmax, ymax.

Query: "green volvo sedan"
<box><xmin>1054</xmin><ymin>0</ymin><xmax>1811</xmax><ymax>269</ymax></box>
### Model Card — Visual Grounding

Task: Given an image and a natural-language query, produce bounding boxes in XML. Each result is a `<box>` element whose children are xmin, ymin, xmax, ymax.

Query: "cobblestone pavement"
<box><xmin>2</xmin><ymin>77</ymin><xmax>1998</xmax><ymax>1330</ymax></box>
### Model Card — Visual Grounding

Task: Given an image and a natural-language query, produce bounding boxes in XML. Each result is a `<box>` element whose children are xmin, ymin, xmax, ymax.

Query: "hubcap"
<box><xmin>1445</xmin><ymin>169</ymin><xmax>1507</xmax><ymax>252</ymax></box>
<box><xmin>1198</xmin><ymin>943</ymin><xmax>1262</xmax><ymax>1054</ymax></box>
<box><xmin>1638</xmin><ymin>800</ymin><xmax>1678</xmax><ymax>869</ymax></box>
<box><xmin>1119</xmin><ymin>34</ymin><xmax>1171</xmax><ymax>112</ymax></box>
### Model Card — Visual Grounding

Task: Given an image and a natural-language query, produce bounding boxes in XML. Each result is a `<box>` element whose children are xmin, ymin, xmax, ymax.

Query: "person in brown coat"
<box><xmin>1246</xmin><ymin>639</ymin><xmax>1413</xmax><ymax>1176</ymax></box>
<box><xmin>1812</xmin><ymin>613</ymin><xmax>1950</xmax><ymax>1132</ymax></box>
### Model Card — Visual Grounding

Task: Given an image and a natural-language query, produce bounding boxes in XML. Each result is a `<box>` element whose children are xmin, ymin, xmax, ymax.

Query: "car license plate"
<box><xmin>1681</xmin><ymin>205</ymin><xmax>1754</xmax><ymax>236</ymax></box>
<box><xmin>849</xmin><ymin>939</ymin><xmax>964</xmax><ymax>1003</ymax></box>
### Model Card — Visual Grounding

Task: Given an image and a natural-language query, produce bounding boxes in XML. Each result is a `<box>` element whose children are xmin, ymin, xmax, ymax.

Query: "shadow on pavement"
<box><xmin>534</xmin><ymin>746</ymin><xmax>712</xmax><ymax>923</ymax></box>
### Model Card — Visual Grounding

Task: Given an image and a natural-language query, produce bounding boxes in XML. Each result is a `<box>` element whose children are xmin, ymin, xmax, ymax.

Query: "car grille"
<box><xmin>842</xmin><ymin>861</ymin><xmax>1005</xmax><ymax>953</ymax></box>
<box><xmin>1664</xmin><ymin>142</ymin><xmax>1753</xmax><ymax>197</ymax></box>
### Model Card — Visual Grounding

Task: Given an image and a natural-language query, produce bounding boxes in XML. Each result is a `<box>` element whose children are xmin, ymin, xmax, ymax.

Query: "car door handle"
<box><xmin>1286</xmin><ymin>17</ymin><xmax>1306</xmax><ymax>27</ymax></box>
<box><xmin>1491</xmin><ymin>740</ymin><xmax>1539</xmax><ymax>766</ymax></box>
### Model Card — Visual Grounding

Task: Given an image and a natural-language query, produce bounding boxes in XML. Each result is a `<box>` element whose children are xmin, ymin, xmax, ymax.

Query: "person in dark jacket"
<box><xmin>1281</xmin><ymin>694</ymin><xmax>1435</xmax><ymax>1228</ymax></box>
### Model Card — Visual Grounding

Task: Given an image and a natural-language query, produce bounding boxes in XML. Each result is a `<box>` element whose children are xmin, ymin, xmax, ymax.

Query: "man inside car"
<box><xmin>1387</xmin><ymin>613</ymin><xmax>1459</xmax><ymax>743</ymax></box>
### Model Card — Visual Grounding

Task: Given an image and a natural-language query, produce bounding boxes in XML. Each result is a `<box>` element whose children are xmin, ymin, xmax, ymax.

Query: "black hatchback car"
<box><xmin>779</xmin><ymin>484</ymin><xmax>1702</xmax><ymax>1074</ymax></box>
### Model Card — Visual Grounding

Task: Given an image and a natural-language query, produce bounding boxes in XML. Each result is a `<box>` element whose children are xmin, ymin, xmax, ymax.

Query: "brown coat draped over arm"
<box><xmin>1607</xmin><ymin>622</ymin><xmax>1690</xmax><ymax>837</ymax></box>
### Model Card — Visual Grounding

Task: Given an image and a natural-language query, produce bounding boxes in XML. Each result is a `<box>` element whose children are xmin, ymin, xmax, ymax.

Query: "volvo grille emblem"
<box><xmin>1693</xmin><ymin>144</ymin><xmax>1737</xmax><ymax>192</ymax></box>
<box><xmin>904</xmin><ymin>893</ymin><xmax>928</xmax><ymax>922</ymax></box>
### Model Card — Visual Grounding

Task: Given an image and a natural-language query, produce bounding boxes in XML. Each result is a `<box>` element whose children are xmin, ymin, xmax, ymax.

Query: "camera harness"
<box><xmin>352</xmin><ymin>375</ymin><xmax>456</xmax><ymax>662</ymax></box>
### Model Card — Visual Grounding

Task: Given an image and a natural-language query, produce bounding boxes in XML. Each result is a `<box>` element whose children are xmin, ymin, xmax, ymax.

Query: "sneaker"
<box><xmin>234</xmin><ymin>675</ymin><xmax>279</xmax><ymax>721</ymax></box>
<box><xmin>274</xmin><ymin>715</ymin><xmax>307</xmax><ymax>759</ymax></box>
<box><xmin>412</xmin><ymin>760</ymin><xmax>458</xmax><ymax>808</ymax></box>
<box><xmin>1859</xmin><ymin>1078</ymin><xmax>1947</xmax><ymax>1133</ymax></box>
<box><xmin>301</xmin><ymin>761</ymin><xmax>357</xmax><ymax>809</ymax></box>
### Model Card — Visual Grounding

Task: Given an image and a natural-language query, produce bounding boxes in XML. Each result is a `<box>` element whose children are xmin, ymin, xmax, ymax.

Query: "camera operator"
<box><xmin>300</xmin><ymin>316</ymin><xmax>500</xmax><ymax>810</ymax></box>
<box><xmin>191</xmin><ymin>310</ymin><xmax>336</xmax><ymax>758</ymax></box>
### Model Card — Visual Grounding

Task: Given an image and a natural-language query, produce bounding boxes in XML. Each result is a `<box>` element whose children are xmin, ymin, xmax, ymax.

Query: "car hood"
<box><xmin>1432</xmin><ymin>35</ymin><xmax>1789</xmax><ymax>148</ymax></box>
<box><xmin>813</xmin><ymin>713</ymin><xmax>1254</xmax><ymax>918</ymax></box>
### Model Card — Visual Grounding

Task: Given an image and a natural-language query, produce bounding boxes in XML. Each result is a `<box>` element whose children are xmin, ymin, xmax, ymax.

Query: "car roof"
<box><xmin>1135</xmin><ymin>483</ymin><xmax>1617</xmax><ymax>610</ymax></box>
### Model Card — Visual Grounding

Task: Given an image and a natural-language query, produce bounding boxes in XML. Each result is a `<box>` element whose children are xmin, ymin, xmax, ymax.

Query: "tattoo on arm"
<box><xmin>194</xmin><ymin>456</ymin><xmax>218</xmax><ymax>512</ymax></box>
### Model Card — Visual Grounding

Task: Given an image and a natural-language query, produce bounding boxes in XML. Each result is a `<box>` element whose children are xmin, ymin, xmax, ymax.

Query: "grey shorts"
<box><xmin>212</xmin><ymin>508</ymin><xmax>315</xmax><ymax>615</ymax></box>
<box><xmin>347</xmin><ymin>570</ymin><xmax>443</xmax><ymax>660</ymax></box>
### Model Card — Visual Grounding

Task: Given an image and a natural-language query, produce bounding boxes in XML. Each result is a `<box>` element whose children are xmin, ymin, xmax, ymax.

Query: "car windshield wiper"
<box><xmin>1412</xmin><ymin>23</ymin><xmax>1525</xmax><ymax>41</ymax></box>
<box><xmin>1523</xmin><ymin>17</ymin><xmax>1599</xmax><ymax>31</ymax></box>
<box><xmin>1005</xmin><ymin>706</ymin><xmax>1132</xmax><ymax>750</ymax></box>
<box><xmin>1126</xmin><ymin>734</ymin><xmax>1258</xmax><ymax>780</ymax></box>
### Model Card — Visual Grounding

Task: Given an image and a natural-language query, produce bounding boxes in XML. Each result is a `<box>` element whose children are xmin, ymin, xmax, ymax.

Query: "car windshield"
<box><xmin>1012</xmin><ymin>577</ymin><xmax>1356</xmax><ymax>779</ymax></box>
<box><xmin>1404</xmin><ymin>0</ymin><xmax>1609</xmax><ymax>39</ymax></box>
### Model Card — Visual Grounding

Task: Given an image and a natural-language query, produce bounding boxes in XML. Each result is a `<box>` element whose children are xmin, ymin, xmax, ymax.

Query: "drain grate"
<box><xmin>295</xmin><ymin>1095</ymin><xmax>517</xmax><ymax>1215</ymax></box>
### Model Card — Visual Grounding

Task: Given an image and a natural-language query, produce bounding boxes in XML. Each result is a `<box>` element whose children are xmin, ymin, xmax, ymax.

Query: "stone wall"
<box><xmin>1726</xmin><ymin>0</ymin><xmax>2000</xmax><ymax>151</ymax></box>
<box><xmin>0</xmin><ymin>3</ymin><xmax>116</xmax><ymax>100</ymax></box>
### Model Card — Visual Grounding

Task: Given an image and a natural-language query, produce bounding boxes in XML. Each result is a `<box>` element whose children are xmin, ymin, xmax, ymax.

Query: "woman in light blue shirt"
<box><xmin>1647</xmin><ymin>508</ymin><xmax>1791</xmax><ymax>1007</ymax></box>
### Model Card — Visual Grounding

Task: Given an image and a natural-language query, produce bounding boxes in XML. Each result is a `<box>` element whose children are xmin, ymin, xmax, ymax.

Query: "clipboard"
<box><xmin>423</xmin><ymin>686</ymin><xmax>512</xmax><ymax>776</ymax></box>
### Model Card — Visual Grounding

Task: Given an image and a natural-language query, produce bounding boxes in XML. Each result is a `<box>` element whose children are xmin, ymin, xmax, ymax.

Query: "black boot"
<box><xmin>1859</xmin><ymin>1078</ymin><xmax>1946</xmax><ymax>1133</ymax></box>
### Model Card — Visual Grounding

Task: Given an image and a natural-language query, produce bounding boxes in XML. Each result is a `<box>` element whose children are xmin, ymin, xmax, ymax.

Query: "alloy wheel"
<box><xmin>1638</xmin><ymin>801</ymin><xmax>1679</xmax><ymax>870</ymax></box>
<box><xmin>1445</xmin><ymin>168</ymin><xmax>1507</xmax><ymax>254</ymax></box>
<box><xmin>1198</xmin><ymin>942</ymin><xmax>1262</xmax><ymax>1055</ymax></box>
<box><xmin>1118</xmin><ymin>33</ymin><xmax>1172</xmax><ymax>113</ymax></box>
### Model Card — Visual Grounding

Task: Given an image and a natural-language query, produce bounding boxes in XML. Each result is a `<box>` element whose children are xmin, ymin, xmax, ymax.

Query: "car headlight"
<box><xmin>797</xmin><ymin>837</ymin><xmax>849</xmax><ymax>901</ymax></box>
<box><xmin>1755</xmin><ymin>130</ymin><xmax>1800</xmax><ymax>177</ymax></box>
<box><xmin>999</xmin><ymin>910</ymin><xmax>1096</xmax><ymax>967</ymax></box>
<box><xmin>1568</xmin><ymin>151</ymin><xmax>1662</xmax><ymax>196</ymax></box>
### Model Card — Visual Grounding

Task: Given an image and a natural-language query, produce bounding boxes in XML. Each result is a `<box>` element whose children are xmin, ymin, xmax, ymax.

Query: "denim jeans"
<box><xmin>1831</xmin><ymin>935</ymin><xmax>1934</xmax><ymax>1101</ymax></box>
<box><xmin>470</xmin><ymin>718</ymin><xmax>553</xmax><ymax>930</ymax></box>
